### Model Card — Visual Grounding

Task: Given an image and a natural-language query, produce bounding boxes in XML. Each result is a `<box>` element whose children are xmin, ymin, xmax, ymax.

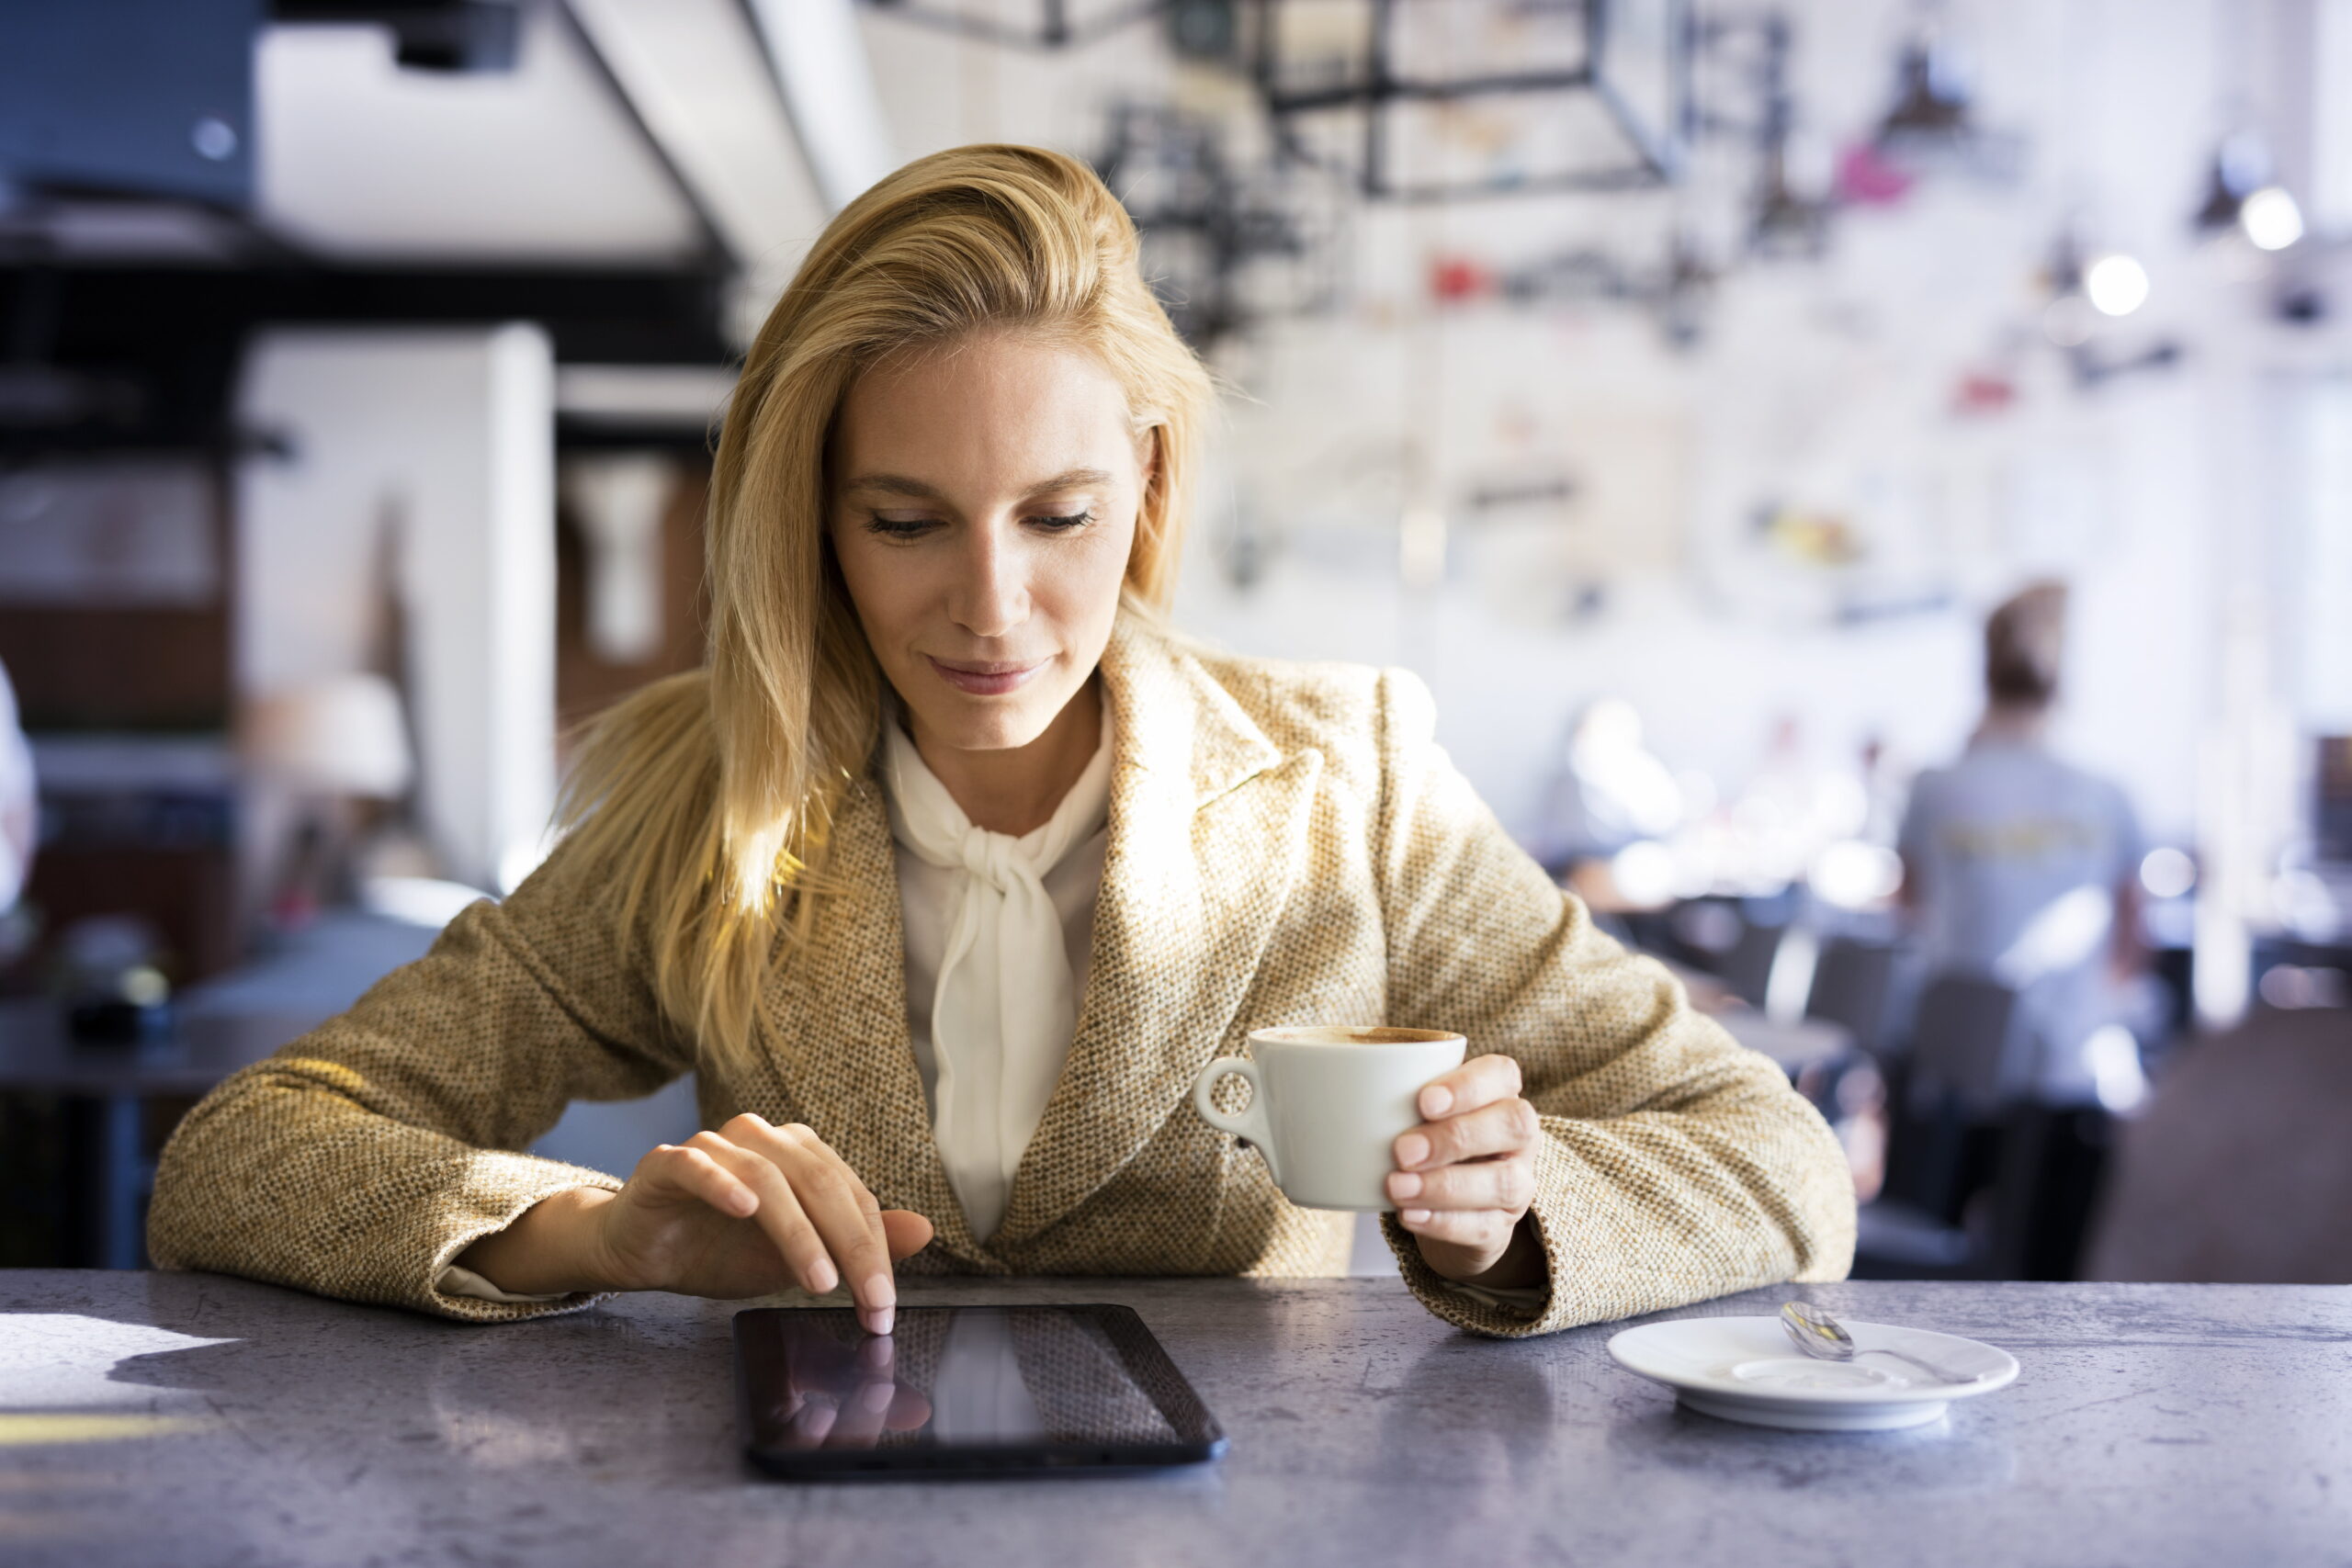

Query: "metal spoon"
<box><xmin>1779</xmin><ymin>1301</ymin><xmax>1987</xmax><ymax>1385</ymax></box>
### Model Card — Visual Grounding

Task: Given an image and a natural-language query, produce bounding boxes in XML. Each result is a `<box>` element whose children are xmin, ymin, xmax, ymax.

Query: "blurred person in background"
<box><xmin>1897</xmin><ymin>582</ymin><xmax>2149</xmax><ymax>1271</ymax></box>
<box><xmin>1736</xmin><ymin>713</ymin><xmax>1869</xmax><ymax>895</ymax></box>
<box><xmin>1528</xmin><ymin>696</ymin><xmax>1682</xmax><ymax>883</ymax></box>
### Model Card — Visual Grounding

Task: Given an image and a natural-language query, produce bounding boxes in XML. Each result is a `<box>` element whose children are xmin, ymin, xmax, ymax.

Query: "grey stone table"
<box><xmin>4</xmin><ymin>1271</ymin><xmax>2347</xmax><ymax>1568</ymax></box>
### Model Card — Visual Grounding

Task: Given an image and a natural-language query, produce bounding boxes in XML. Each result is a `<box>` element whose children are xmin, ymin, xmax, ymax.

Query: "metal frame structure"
<box><xmin>857</xmin><ymin>0</ymin><xmax>1170</xmax><ymax>50</ymax></box>
<box><xmin>1091</xmin><ymin>99</ymin><xmax>1339</xmax><ymax>344</ymax></box>
<box><xmin>1247</xmin><ymin>0</ymin><xmax>1690</xmax><ymax>202</ymax></box>
<box><xmin>1690</xmin><ymin>11</ymin><xmax>1829</xmax><ymax>258</ymax></box>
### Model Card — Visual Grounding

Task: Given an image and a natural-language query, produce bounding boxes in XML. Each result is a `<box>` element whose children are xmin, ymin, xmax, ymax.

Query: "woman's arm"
<box><xmin>452</xmin><ymin>1115</ymin><xmax>934</xmax><ymax>1334</ymax></box>
<box><xmin>1369</xmin><ymin>669</ymin><xmax>1857</xmax><ymax>1338</ymax></box>
<box><xmin>147</xmin><ymin>832</ymin><xmax>694</xmax><ymax>1322</ymax></box>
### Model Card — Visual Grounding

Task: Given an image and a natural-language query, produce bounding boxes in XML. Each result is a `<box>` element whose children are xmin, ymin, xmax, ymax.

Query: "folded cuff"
<box><xmin>436</xmin><ymin>1263</ymin><xmax>569</xmax><ymax>1304</ymax></box>
<box><xmin>417</xmin><ymin>1153</ymin><xmax>627</xmax><ymax>1324</ymax></box>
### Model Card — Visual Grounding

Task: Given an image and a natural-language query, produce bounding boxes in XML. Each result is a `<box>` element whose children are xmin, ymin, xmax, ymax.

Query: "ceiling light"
<box><xmin>2242</xmin><ymin>186</ymin><xmax>2304</xmax><ymax>250</ymax></box>
<box><xmin>2085</xmin><ymin>253</ymin><xmax>2149</xmax><ymax>316</ymax></box>
<box><xmin>2139</xmin><ymin>846</ymin><xmax>2196</xmax><ymax>899</ymax></box>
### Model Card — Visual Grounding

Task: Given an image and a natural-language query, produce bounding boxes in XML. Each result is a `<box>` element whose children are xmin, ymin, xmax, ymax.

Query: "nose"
<box><xmin>946</xmin><ymin>517</ymin><xmax>1029</xmax><ymax>639</ymax></box>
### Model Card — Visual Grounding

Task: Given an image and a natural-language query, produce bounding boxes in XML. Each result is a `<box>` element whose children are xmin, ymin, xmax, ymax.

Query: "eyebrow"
<box><xmin>841</xmin><ymin>467</ymin><xmax>1116</xmax><ymax>502</ymax></box>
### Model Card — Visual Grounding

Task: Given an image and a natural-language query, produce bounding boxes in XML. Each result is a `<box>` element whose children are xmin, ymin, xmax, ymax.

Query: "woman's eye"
<box><xmin>866</xmin><ymin>514</ymin><xmax>937</xmax><ymax>538</ymax></box>
<box><xmin>1030</xmin><ymin>510</ymin><xmax>1096</xmax><ymax>531</ymax></box>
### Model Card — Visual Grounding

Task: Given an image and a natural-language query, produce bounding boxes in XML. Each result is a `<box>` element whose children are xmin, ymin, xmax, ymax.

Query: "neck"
<box><xmin>1976</xmin><ymin>701</ymin><xmax>2051</xmax><ymax>743</ymax></box>
<box><xmin>908</xmin><ymin>679</ymin><xmax>1102</xmax><ymax>836</ymax></box>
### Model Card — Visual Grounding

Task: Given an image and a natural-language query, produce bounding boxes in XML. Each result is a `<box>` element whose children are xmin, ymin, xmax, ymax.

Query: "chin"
<box><xmin>901</xmin><ymin>685</ymin><xmax>1068</xmax><ymax>754</ymax></box>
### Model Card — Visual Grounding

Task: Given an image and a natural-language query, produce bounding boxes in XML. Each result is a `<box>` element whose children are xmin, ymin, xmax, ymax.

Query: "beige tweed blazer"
<box><xmin>150</xmin><ymin>615</ymin><xmax>1855</xmax><ymax>1337</ymax></box>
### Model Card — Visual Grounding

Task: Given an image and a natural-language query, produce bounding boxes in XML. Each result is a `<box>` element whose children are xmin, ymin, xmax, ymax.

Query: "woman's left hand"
<box><xmin>1387</xmin><ymin>1053</ymin><xmax>1546</xmax><ymax>1291</ymax></box>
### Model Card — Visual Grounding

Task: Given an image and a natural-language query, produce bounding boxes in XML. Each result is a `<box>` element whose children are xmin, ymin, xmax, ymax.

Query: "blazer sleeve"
<box><xmin>147</xmin><ymin>831</ymin><xmax>694</xmax><ymax>1323</ymax></box>
<box><xmin>1368</xmin><ymin>669</ymin><xmax>1857</xmax><ymax>1337</ymax></box>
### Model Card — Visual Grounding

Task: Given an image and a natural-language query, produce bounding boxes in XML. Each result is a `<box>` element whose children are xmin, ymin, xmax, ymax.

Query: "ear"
<box><xmin>1133</xmin><ymin>419</ymin><xmax>1162</xmax><ymax>497</ymax></box>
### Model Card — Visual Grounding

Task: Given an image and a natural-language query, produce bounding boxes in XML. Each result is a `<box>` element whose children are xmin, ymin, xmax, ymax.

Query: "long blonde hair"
<box><xmin>557</xmin><ymin>144</ymin><xmax>1213</xmax><ymax>1079</ymax></box>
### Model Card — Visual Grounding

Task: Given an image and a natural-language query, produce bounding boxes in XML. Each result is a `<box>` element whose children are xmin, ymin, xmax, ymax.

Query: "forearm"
<box><xmin>1537</xmin><ymin>1090</ymin><xmax>1853</xmax><ymax>1303</ymax></box>
<box><xmin>150</xmin><ymin>1061</ymin><xmax>623</xmax><ymax>1320</ymax></box>
<box><xmin>454</xmin><ymin>1186</ymin><xmax>617</xmax><ymax>1295</ymax></box>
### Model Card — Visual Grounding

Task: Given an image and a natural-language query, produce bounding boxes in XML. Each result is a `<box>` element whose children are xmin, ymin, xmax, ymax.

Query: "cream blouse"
<box><xmin>882</xmin><ymin>703</ymin><xmax>1114</xmax><ymax>1241</ymax></box>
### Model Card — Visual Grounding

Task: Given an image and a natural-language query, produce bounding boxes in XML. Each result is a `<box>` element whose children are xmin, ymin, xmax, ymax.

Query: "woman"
<box><xmin>151</xmin><ymin>146</ymin><xmax>1853</xmax><ymax>1339</ymax></box>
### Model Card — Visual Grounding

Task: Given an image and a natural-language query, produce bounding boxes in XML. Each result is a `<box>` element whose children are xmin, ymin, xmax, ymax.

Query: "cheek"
<box><xmin>831</xmin><ymin>529</ymin><xmax>926</xmax><ymax>637</ymax></box>
<box><xmin>1038</xmin><ymin>520</ymin><xmax>1136</xmax><ymax>624</ymax></box>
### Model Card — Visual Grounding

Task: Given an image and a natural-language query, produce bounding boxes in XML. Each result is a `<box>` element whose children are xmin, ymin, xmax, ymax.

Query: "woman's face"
<box><xmin>828</xmin><ymin>331</ymin><xmax>1148</xmax><ymax>757</ymax></box>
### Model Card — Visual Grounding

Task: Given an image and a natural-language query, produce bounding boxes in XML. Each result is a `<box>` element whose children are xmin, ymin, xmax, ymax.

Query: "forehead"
<box><xmin>832</xmin><ymin>332</ymin><xmax>1136</xmax><ymax>481</ymax></box>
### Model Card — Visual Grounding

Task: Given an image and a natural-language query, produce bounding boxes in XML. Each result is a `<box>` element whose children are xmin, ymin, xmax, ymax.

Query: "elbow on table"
<box><xmin>142</xmin><ymin>1061</ymin><xmax>294</xmax><ymax>1275</ymax></box>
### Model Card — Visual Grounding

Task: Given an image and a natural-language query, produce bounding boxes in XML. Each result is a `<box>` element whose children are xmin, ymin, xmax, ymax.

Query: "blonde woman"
<box><xmin>151</xmin><ymin>146</ymin><xmax>1854</xmax><ymax>1340</ymax></box>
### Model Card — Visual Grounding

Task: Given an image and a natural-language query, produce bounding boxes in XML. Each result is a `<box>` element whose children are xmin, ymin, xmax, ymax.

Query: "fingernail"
<box><xmin>1422</xmin><ymin>1086</ymin><xmax>1453</xmax><ymax>1116</ymax></box>
<box><xmin>1401</xmin><ymin>1209</ymin><xmax>1431</xmax><ymax>1225</ymax></box>
<box><xmin>731</xmin><ymin>1190</ymin><xmax>757</xmax><ymax>1216</ymax></box>
<box><xmin>859</xmin><ymin>1381</ymin><xmax>895</xmax><ymax>1415</ymax></box>
<box><xmin>1388</xmin><ymin>1170</ymin><xmax>1421</xmax><ymax>1200</ymax></box>
<box><xmin>1396</xmin><ymin>1134</ymin><xmax>1430</xmax><ymax>1168</ymax></box>
<box><xmin>808</xmin><ymin>1258</ymin><xmax>839</xmax><ymax>1295</ymax></box>
<box><xmin>864</xmin><ymin>1305</ymin><xmax>895</xmax><ymax>1337</ymax></box>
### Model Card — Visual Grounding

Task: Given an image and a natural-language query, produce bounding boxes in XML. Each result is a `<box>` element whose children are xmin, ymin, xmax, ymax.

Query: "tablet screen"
<box><xmin>734</xmin><ymin>1304</ymin><xmax>1225</xmax><ymax>1473</ymax></box>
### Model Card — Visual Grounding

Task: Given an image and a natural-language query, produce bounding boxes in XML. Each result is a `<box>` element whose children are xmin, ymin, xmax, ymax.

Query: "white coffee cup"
<box><xmin>1191</xmin><ymin>1025</ymin><xmax>1468</xmax><ymax>1211</ymax></box>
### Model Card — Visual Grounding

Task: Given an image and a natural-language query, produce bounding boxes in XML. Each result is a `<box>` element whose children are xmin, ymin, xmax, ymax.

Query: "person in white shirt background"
<box><xmin>1897</xmin><ymin>581</ymin><xmax>2152</xmax><ymax>1275</ymax></box>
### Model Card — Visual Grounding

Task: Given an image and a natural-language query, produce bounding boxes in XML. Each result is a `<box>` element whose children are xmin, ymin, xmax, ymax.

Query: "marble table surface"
<box><xmin>3</xmin><ymin>1271</ymin><xmax>2347</xmax><ymax>1568</ymax></box>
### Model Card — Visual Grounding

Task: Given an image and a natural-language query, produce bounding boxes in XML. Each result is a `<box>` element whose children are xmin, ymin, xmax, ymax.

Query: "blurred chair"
<box><xmin>1805</xmin><ymin>937</ymin><xmax>1897</xmax><ymax>1055</ymax></box>
<box><xmin>2084</xmin><ymin>1008</ymin><xmax>2352</xmax><ymax>1283</ymax></box>
<box><xmin>1855</xmin><ymin>973</ymin><xmax>2027</xmax><ymax>1278</ymax></box>
<box><xmin>1716</xmin><ymin>918</ymin><xmax>1784</xmax><ymax>1009</ymax></box>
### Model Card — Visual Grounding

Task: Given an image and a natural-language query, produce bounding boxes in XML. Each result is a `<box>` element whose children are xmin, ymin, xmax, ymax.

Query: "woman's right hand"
<box><xmin>460</xmin><ymin>1113</ymin><xmax>933</xmax><ymax>1334</ymax></box>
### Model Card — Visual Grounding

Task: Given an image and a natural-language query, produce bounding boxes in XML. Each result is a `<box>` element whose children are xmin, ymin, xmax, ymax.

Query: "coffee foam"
<box><xmin>1253</xmin><ymin>1025</ymin><xmax>1462</xmax><ymax>1046</ymax></box>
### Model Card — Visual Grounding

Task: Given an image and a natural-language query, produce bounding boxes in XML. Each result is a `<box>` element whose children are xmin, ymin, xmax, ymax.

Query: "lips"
<box><xmin>925</xmin><ymin>655</ymin><xmax>1048</xmax><ymax>696</ymax></box>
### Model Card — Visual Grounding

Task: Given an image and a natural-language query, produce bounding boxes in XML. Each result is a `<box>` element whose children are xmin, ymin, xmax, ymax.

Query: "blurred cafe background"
<box><xmin>2</xmin><ymin>0</ymin><xmax>2347</xmax><ymax>1287</ymax></box>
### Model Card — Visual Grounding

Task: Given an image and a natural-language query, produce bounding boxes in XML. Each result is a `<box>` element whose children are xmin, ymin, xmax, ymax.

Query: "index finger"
<box><xmin>734</xmin><ymin>1115</ymin><xmax>898</xmax><ymax>1334</ymax></box>
<box><xmin>1417</xmin><ymin>1053</ymin><xmax>1523</xmax><ymax>1120</ymax></box>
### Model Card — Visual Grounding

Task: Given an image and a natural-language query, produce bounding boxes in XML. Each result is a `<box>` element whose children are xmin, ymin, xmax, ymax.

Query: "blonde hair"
<box><xmin>556</xmin><ymin>145</ymin><xmax>1213</xmax><ymax>1079</ymax></box>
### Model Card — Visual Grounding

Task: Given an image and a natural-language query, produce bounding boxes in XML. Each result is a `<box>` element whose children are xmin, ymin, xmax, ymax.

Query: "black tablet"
<box><xmin>733</xmin><ymin>1303</ymin><xmax>1227</xmax><ymax>1478</ymax></box>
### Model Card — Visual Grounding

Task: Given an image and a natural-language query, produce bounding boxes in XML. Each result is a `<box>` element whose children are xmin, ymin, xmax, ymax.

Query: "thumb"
<box><xmin>880</xmin><ymin>1209</ymin><xmax>934</xmax><ymax>1261</ymax></box>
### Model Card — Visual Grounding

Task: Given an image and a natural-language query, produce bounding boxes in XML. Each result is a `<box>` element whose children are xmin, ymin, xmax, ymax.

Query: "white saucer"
<box><xmin>1607</xmin><ymin>1315</ymin><xmax>2019</xmax><ymax>1431</ymax></box>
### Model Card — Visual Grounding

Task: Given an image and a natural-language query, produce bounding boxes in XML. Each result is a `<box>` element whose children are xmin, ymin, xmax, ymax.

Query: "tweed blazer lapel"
<box><xmin>990</xmin><ymin>615</ymin><xmax>1318</xmax><ymax>1247</ymax></box>
<box><xmin>755</xmin><ymin>777</ymin><xmax>1000</xmax><ymax>1270</ymax></box>
<box><xmin>762</xmin><ymin>616</ymin><xmax>1313</xmax><ymax>1267</ymax></box>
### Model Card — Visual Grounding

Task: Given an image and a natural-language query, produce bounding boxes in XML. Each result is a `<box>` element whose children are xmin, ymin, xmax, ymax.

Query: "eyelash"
<box><xmin>864</xmin><ymin>509</ymin><xmax>1097</xmax><ymax>538</ymax></box>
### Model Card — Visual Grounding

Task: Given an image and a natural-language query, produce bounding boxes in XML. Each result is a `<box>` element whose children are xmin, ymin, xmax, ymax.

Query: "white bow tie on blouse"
<box><xmin>883</xmin><ymin>708</ymin><xmax>1114</xmax><ymax>1243</ymax></box>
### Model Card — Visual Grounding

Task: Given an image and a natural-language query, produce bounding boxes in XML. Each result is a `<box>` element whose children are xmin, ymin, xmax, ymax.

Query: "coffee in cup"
<box><xmin>1191</xmin><ymin>1025</ymin><xmax>1467</xmax><ymax>1211</ymax></box>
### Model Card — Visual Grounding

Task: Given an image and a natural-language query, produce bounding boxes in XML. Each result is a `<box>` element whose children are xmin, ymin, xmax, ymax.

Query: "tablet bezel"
<box><xmin>733</xmin><ymin>1303</ymin><xmax>1229</xmax><ymax>1479</ymax></box>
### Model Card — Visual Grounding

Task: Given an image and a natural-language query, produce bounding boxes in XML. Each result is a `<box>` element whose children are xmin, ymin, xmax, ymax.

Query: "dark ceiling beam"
<box><xmin>3</xmin><ymin>262</ymin><xmax>729</xmax><ymax>363</ymax></box>
<box><xmin>0</xmin><ymin>261</ymin><xmax>731</xmax><ymax>452</ymax></box>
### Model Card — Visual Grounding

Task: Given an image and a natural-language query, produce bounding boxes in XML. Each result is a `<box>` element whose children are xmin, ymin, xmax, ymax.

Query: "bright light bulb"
<box><xmin>2241</xmin><ymin>186</ymin><xmax>2304</xmax><ymax>251</ymax></box>
<box><xmin>1608</xmin><ymin>840</ymin><xmax>1677</xmax><ymax>908</ymax></box>
<box><xmin>2139</xmin><ymin>846</ymin><xmax>2196</xmax><ymax>899</ymax></box>
<box><xmin>2085</xmin><ymin>254</ymin><xmax>2150</xmax><ymax>316</ymax></box>
<box><xmin>1808</xmin><ymin>840</ymin><xmax>1904</xmax><ymax>908</ymax></box>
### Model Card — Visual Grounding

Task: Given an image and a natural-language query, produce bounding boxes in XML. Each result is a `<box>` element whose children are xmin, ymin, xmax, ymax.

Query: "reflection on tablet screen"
<box><xmin>740</xmin><ymin>1305</ymin><xmax>1186</xmax><ymax>1453</ymax></box>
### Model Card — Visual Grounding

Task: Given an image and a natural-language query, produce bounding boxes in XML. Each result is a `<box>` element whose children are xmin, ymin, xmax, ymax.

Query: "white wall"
<box><xmin>854</xmin><ymin>0</ymin><xmax>2351</xmax><ymax>852</ymax></box>
<box><xmin>236</xmin><ymin>325</ymin><xmax>558</xmax><ymax>895</ymax></box>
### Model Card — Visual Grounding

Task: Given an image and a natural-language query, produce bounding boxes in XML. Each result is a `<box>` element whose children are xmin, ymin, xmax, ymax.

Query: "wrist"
<box><xmin>456</xmin><ymin>1187</ymin><xmax>619</xmax><ymax>1296</ymax></box>
<box><xmin>1438</xmin><ymin>1214</ymin><xmax>1545</xmax><ymax>1292</ymax></box>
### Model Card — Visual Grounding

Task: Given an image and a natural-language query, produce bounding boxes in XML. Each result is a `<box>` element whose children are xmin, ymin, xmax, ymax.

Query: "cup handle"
<box><xmin>1192</xmin><ymin>1056</ymin><xmax>1280</xmax><ymax>1188</ymax></box>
